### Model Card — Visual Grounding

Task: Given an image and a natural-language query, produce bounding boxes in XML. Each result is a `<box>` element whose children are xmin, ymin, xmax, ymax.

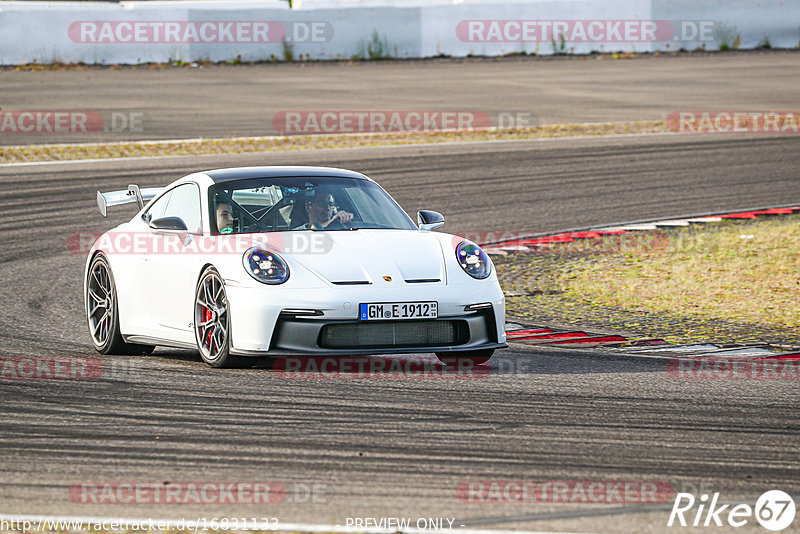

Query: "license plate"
<box><xmin>360</xmin><ymin>301</ymin><xmax>438</xmax><ymax>321</ymax></box>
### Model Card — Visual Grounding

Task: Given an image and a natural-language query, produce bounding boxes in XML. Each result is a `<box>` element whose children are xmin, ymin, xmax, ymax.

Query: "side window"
<box><xmin>164</xmin><ymin>184</ymin><xmax>202</xmax><ymax>233</ymax></box>
<box><xmin>142</xmin><ymin>190</ymin><xmax>172</xmax><ymax>223</ymax></box>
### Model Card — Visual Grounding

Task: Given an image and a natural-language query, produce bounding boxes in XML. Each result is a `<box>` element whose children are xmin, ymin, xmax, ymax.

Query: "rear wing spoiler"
<box><xmin>96</xmin><ymin>184</ymin><xmax>163</xmax><ymax>217</ymax></box>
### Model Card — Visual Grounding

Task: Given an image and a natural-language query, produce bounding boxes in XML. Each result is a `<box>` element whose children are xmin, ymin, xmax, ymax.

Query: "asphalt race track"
<box><xmin>1</xmin><ymin>133</ymin><xmax>799</xmax><ymax>532</ymax></box>
<box><xmin>2</xmin><ymin>52</ymin><xmax>800</xmax><ymax>145</ymax></box>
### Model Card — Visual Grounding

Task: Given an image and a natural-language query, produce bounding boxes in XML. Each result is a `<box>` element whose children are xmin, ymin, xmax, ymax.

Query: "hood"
<box><xmin>285</xmin><ymin>229</ymin><xmax>447</xmax><ymax>286</ymax></box>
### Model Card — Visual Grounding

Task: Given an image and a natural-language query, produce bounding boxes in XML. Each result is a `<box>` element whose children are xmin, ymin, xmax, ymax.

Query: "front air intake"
<box><xmin>319</xmin><ymin>320</ymin><xmax>468</xmax><ymax>349</ymax></box>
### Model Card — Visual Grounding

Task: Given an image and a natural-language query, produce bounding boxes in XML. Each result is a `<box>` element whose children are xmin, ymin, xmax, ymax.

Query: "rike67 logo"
<box><xmin>668</xmin><ymin>490</ymin><xmax>796</xmax><ymax>531</ymax></box>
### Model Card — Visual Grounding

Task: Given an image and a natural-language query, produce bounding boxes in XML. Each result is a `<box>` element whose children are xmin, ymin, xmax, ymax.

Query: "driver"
<box><xmin>216</xmin><ymin>202</ymin><xmax>235</xmax><ymax>234</ymax></box>
<box><xmin>299</xmin><ymin>189</ymin><xmax>353</xmax><ymax>229</ymax></box>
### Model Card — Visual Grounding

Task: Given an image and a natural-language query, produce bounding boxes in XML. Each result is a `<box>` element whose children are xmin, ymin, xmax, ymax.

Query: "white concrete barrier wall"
<box><xmin>421</xmin><ymin>0</ymin><xmax>653</xmax><ymax>58</ymax></box>
<box><xmin>652</xmin><ymin>0</ymin><xmax>800</xmax><ymax>51</ymax></box>
<box><xmin>0</xmin><ymin>0</ymin><xmax>797</xmax><ymax>65</ymax></box>
<box><xmin>0</xmin><ymin>4</ymin><xmax>421</xmax><ymax>64</ymax></box>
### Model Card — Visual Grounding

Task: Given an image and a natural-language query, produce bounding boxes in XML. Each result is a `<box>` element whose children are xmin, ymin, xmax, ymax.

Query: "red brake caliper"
<box><xmin>203</xmin><ymin>307</ymin><xmax>213</xmax><ymax>348</ymax></box>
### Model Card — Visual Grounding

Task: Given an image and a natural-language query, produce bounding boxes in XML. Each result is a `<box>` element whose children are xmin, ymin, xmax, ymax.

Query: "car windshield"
<box><xmin>208</xmin><ymin>176</ymin><xmax>417</xmax><ymax>234</ymax></box>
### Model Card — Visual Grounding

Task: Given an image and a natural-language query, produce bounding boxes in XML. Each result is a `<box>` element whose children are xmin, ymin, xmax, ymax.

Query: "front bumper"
<box><xmin>225</xmin><ymin>283</ymin><xmax>506</xmax><ymax>356</ymax></box>
<box><xmin>232</xmin><ymin>310</ymin><xmax>506</xmax><ymax>356</ymax></box>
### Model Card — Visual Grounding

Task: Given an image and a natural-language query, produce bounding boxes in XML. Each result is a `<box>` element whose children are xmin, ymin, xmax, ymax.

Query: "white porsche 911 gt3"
<box><xmin>85</xmin><ymin>166</ymin><xmax>506</xmax><ymax>368</ymax></box>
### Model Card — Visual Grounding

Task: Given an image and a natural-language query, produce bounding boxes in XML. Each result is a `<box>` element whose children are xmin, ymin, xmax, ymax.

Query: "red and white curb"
<box><xmin>504</xmin><ymin>321</ymin><xmax>800</xmax><ymax>364</ymax></box>
<box><xmin>483</xmin><ymin>205</ymin><xmax>800</xmax><ymax>255</ymax></box>
<box><xmin>504</xmin><ymin>322</ymin><xmax>667</xmax><ymax>350</ymax></box>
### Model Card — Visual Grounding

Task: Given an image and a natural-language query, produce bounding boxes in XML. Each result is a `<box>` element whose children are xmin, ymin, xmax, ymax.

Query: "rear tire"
<box><xmin>435</xmin><ymin>348</ymin><xmax>494</xmax><ymax>366</ymax></box>
<box><xmin>194</xmin><ymin>266</ymin><xmax>250</xmax><ymax>368</ymax></box>
<box><xmin>86</xmin><ymin>253</ymin><xmax>155</xmax><ymax>356</ymax></box>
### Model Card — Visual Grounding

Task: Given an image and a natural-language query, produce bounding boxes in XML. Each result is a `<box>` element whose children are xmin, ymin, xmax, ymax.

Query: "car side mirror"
<box><xmin>149</xmin><ymin>216</ymin><xmax>188</xmax><ymax>232</ymax></box>
<box><xmin>418</xmin><ymin>210</ymin><xmax>444</xmax><ymax>231</ymax></box>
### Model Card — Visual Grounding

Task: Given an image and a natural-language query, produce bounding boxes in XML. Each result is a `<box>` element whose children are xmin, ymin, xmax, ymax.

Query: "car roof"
<box><xmin>204</xmin><ymin>166</ymin><xmax>371</xmax><ymax>183</ymax></box>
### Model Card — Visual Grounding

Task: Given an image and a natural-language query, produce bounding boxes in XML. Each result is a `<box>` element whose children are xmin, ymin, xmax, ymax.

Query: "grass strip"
<box><xmin>0</xmin><ymin>120</ymin><xmax>666</xmax><ymax>164</ymax></box>
<box><xmin>496</xmin><ymin>213</ymin><xmax>800</xmax><ymax>347</ymax></box>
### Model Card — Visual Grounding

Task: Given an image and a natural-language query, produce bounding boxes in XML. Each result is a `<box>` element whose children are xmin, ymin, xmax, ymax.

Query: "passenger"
<box><xmin>216</xmin><ymin>201</ymin><xmax>235</xmax><ymax>234</ymax></box>
<box><xmin>297</xmin><ymin>189</ymin><xmax>354</xmax><ymax>229</ymax></box>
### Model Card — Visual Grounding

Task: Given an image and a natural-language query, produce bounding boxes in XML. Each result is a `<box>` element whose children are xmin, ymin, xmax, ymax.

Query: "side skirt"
<box><xmin>123</xmin><ymin>335</ymin><xmax>196</xmax><ymax>350</ymax></box>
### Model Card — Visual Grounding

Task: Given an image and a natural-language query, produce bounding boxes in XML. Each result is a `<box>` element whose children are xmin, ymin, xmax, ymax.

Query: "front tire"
<box><xmin>194</xmin><ymin>267</ymin><xmax>248</xmax><ymax>368</ymax></box>
<box><xmin>435</xmin><ymin>348</ymin><xmax>494</xmax><ymax>367</ymax></box>
<box><xmin>86</xmin><ymin>253</ymin><xmax>155</xmax><ymax>355</ymax></box>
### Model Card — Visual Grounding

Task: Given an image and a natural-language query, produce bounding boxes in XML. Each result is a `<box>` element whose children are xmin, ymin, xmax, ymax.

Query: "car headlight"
<box><xmin>243</xmin><ymin>247</ymin><xmax>290</xmax><ymax>285</ymax></box>
<box><xmin>456</xmin><ymin>241</ymin><xmax>492</xmax><ymax>279</ymax></box>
